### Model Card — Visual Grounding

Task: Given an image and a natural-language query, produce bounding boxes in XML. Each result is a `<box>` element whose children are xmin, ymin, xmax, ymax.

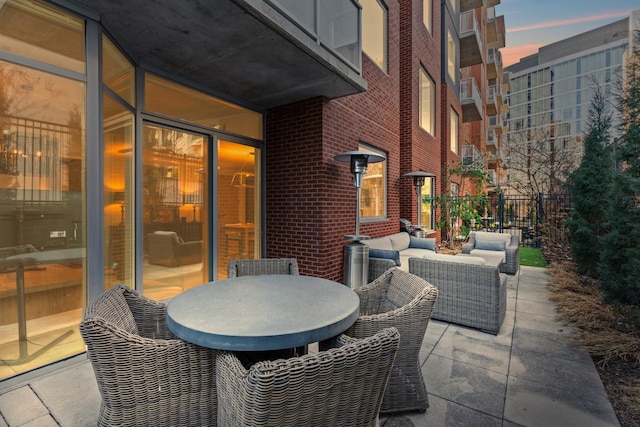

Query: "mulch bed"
<box><xmin>542</xmin><ymin>245</ymin><xmax>640</xmax><ymax>427</ymax></box>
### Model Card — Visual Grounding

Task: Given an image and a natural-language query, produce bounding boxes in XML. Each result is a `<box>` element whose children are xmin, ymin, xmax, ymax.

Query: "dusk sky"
<box><xmin>499</xmin><ymin>0</ymin><xmax>639</xmax><ymax>68</ymax></box>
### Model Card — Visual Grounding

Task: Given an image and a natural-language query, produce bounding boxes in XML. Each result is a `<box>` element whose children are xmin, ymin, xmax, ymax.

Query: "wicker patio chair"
<box><xmin>216</xmin><ymin>327</ymin><xmax>400</xmax><ymax>427</ymax></box>
<box><xmin>227</xmin><ymin>257</ymin><xmax>299</xmax><ymax>278</ymax></box>
<box><xmin>462</xmin><ymin>231</ymin><xmax>520</xmax><ymax>274</ymax></box>
<box><xmin>346</xmin><ymin>267</ymin><xmax>438</xmax><ymax>414</ymax></box>
<box><xmin>79</xmin><ymin>284</ymin><xmax>218</xmax><ymax>427</ymax></box>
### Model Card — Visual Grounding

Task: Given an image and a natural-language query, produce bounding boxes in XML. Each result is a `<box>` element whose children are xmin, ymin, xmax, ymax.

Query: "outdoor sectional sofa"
<box><xmin>363</xmin><ymin>232</ymin><xmax>437</xmax><ymax>281</ymax></box>
<box><xmin>365</xmin><ymin>231</ymin><xmax>507</xmax><ymax>334</ymax></box>
<box><xmin>408</xmin><ymin>257</ymin><xmax>507</xmax><ymax>334</ymax></box>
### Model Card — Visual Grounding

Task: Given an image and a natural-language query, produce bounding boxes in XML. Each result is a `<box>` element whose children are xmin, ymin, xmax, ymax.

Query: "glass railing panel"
<box><xmin>318</xmin><ymin>0</ymin><xmax>360</xmax><ymax>69</ymax></box>
<box><xmin>268</xmin><ymin>0</ymin><xmax>361</xmax><ymax>72</ymax></box>
<box><xmin>272</xmin><ymin>0</ymin><xmax>316</xmax><ymax>32</ymax></box>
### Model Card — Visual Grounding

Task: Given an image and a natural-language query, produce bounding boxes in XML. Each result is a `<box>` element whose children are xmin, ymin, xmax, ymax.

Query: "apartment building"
<box><xmin>458</xmin><ymin>0</ymin><xmax>507</xmax><ymax>202</ymax></box>
<box><xmin>504</xmin><ymin>10</ymin><xmax>640</xmax><ymax>195</ymax></box>
<box><xmin>0</xmin><ymin>0</ymin><xmax>504</xmax><ymax>381</ymax></box>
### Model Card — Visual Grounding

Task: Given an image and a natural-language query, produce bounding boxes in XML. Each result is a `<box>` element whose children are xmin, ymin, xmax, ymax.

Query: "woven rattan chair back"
<box><xmin>216</xmin><ymin>327</ymin><xmax>400</xmax><ymax>427</ymax></box>
<box><xmin>227</xmin><ymin>258</ymin><xmax>299</xmax><ymax>278</ymax></box>
<box><xmin>80</xmin><ymin>284</ymin><xmax>218</xmax><ymax>426</ymax></box>
<box><xmin>347</xmin><ymin>267</ymin><xmax>439</xmax><ymax>414</ymax></box>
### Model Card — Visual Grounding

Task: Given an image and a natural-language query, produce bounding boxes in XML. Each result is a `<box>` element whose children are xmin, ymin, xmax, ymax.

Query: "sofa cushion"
<box><xmin>388</xmin><ymin>232</ymin><xmax>411</xmax><ymax>251</ymax></box>
<box><xmin>474</xmin><ymin>232</ymin><xmax>510</xmax><ymax>251</ymax></box>
<box><xmin>364</xmin><ymin>236</ymin><xmax>393</xmax><ymax>251</ymax></box>
<box><xmin>475</xmin><ymin>239</ymin><xmax>506</xmax><ymax>251</ymax></box>
<box><xmin>422</xmin><ymin>251</ymin><xmax>486</xmax><ymax>265</ymax></box>
<box><xmin>409</xmin><ymin>236</ymin><xmax>436</xmax><ymax>250</ymax></box>
<box><xmin>368</xmin><ymin>249</ymin><xmax>401</xmax><ymax>266</ymax></box>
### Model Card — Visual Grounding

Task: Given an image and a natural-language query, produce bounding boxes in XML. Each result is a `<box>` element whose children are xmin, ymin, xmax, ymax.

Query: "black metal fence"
<box><xmin>488</xmin><ymin>193</ymin><xmax>572</xmax><ymax>247</ymax></box>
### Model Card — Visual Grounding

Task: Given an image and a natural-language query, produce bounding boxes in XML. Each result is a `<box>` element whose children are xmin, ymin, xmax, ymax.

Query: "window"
<box><xmin>0</xmin><ymin>0</ymin><xmax>87</xmax><ymax>379</ymax></box>
<box><xmin>450</xmin><ymin>182</ymin><xmax>459</xmax><ymax>196</ymax></box>
<box><xmin>420</xmin><ymin>177</ymin><xmax>434</xmax><ymax>229</ymax></box>
<box><xmin>423</xmin><ymin>0</ymin><xmax>432</xmax><ymax>33</ymax></box>
<box><xmin>359</xmin><ymin>143</ymin><xmax>386</xmax><ymax>219</ymax></box>
<box><xmin>419</xmin><ymin>68</ymin><xmax>435</xmax><ymax>135</ymax></box>
<box><xmin>361</xmin><ymin>0</ymin><xmax>386</xmax><ymax>71</ymax></box>
<box><xmin>447</xmin><ymin>29</ymin><xmax>456</xmax><ymax>83</ymax></box>
<box><xmin>145</xmin><ymin>74</ymin><xmax>263</xmax><ymax>140</ymax></box>
<box><xmin>450</xmin><ymin>107</ymin><xmax>459</xmax><ymax>154</ymax></box>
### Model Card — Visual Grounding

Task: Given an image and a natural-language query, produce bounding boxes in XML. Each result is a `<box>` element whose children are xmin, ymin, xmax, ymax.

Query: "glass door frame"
<box><xmin>138</xmin><ymin>114</ymin><xmax>264</xmax><ymax>285</ymax></box>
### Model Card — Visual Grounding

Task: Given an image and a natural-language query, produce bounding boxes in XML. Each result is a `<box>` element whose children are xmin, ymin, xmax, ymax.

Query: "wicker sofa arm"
<box><xmin>502</xmin><ymin>236</ymin><xmax>520</xmax><ymax>274</ymax></box>
<box><xmin>461</xmin><ymin>233</ymin><xmax>475</xmax><ymax>253</ymax></box>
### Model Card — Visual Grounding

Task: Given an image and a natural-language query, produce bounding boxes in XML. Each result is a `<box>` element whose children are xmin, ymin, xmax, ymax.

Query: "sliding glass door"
<box><xmin>141</xmin><ymin>123</ymin><xmax>209</xmax><ymax>299</ymax></box>
<box><xmin>217</xmin><ymin>140</ymin><xmax>261</xmax><ymax>278</ymax></box>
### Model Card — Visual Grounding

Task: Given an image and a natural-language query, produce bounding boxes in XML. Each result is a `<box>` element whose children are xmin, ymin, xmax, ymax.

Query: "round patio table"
<box><xmin>166</xmin><ymin>274</ymin><xmax>360</xmax><ymax>351</ymax></box>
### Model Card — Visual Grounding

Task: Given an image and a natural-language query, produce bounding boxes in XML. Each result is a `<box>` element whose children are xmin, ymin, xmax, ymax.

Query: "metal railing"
<box><xmin>269</xmin><ymin>0</ymin><xmax>362</xmax><ymax>72</ymax></box>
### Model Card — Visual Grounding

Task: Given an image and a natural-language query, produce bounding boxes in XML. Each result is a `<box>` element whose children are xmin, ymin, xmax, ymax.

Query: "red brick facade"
<box><xmin>264</xmin><ymin>0</ymin><xmax>501</xmax><ymax>281</ymax></box>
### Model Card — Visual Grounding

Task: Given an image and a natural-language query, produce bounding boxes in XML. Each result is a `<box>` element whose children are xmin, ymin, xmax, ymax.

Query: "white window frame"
<box><xmin>419</xmin><ymin>67</ymin><xmax>435</xmax><ymax>135</ymax></box>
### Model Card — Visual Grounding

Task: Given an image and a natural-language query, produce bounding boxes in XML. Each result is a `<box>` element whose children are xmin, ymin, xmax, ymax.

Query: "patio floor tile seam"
<box><xmin>419</xmin><ymin>323</ymin><xmax>450</xmax><ymax>367</ymax></box>
<box><xmin>425</xmin><ymin>391</ymin><xmax>505</xmax><ymax>423</ymax></box>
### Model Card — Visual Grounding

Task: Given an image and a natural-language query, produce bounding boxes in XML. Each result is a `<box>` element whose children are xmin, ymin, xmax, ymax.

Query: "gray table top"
<box><xmin>166</xmin><ymin>274</ymin><xmax>360</xmax><ymax>351</ymax></box>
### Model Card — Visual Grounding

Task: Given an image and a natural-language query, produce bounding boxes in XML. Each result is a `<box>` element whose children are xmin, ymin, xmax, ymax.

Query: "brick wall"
<box><xmin>265</xmin><ymin>1</ymin><xmax>402</xmax><ymax>282</ymax></box>
<box><xmin>399</xmin><ymin>0</ymin><xmax>443</xmax><ymax>226</ymax></box>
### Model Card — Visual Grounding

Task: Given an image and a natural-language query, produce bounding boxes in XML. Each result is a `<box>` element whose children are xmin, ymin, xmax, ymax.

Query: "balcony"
<box><xmin>462</xmin><ymin>144</ymin><xmax>483</xmax><ymax>168</ymax></box>
<box><xmin>487</xmin><ymin>85</ymin><xmax>497</xmax><ymax>116</ymax></box>
<box><xmin>460</xmin><ymin>10</ymin><xmax>483</xmax><ymax>68</ymax></box>
<box><xmin>487</xmin><ymin>149</ymin><xmax>503</xmax><ymax>167</ymax></box>
<box><xmin>460</xmin><ymin>0</ymin><xmax>484</xmax><ymax>13</ymax></box>
<box><xmin>489</xmin><ymin>114</ymin><xmax>504</xmax><ymax>134</ymax></box>
<box><xmin>460</xmin><ymin>78</ymin><xmax>483</xmax><ymax>122</ymax></box>
<box><xmin>486</xmin><ymin>0</ymin><xmax>501</xmax><ymax>6</ymax></box>
<box><xmin>502</xmin><ymin>90</ymin><xmax>510</xmax><ymax>113</ymax></box>
<box><xmin>487</xmin><ymin>128</ymin><xmax>497</xmax><ymax>148</ymax></box>
<box><xmin>486</xmin><ymin>7</ymin><xmax>506</xmax><ymax>49</ymax></box>
<box><xmin>486</xmin><ymin>169</ymin><xmax>498</xmax><ymax>188</ymax></box>
<box><xmin>73</xmin><ymin>0</ymin><xmax>366</xmax><ymax>109</ymax></box>
<box><xmin>487</xmin><ymin>48</ymin><xmax>503</xmax><ymax>80</ymax></box>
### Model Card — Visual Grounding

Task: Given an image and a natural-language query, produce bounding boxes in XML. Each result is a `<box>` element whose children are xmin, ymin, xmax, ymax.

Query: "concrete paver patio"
<box><xmin>0</xmin><ymin>266</ymin><xmax>620</xmax><ymax>426</ymax></box>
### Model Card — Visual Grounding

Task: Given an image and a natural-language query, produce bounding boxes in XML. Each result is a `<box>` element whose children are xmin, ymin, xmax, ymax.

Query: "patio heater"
<box><xmin>334</xmin><ymin>150</ymin><xmax>385</xmax><ymax>288</ymax></box>
<box><xmin>404</xmin><ymin>171</ymin><xmax>435</xmax><ymax>238</ymax></box>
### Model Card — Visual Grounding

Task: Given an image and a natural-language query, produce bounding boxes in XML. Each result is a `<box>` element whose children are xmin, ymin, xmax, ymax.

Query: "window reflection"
<box><xmin>218</xmin><ymin>141</ymin><xmax>260</xmax><ymax>278</ymax></box>
<box><xmin>0</xmin><ymin>59</ymin><xmax>86</xmax><ymax>378</ymax></box>
<box><xmin>142</xmin><ymin>124</ymin><xmax>208</xmax><ymax>299</ymax></box>
<box><xmin>145</xmin><ymin>74</ymin><xmax>263</xmax><ymax>140</ymax></box>
<box><xmin>102</xmin><ymin>36</ymin><xmax>135</xmax><ymax>106</ymax></box>
<box><xmin>359</xmin><ymin>143</ymin><xmax>386</xmax><ymax>219</ymax></box>
<box><xmin>103</xmin><ymin>93</ymin><xmax>134</xmax><ymax>287</ymax></box>
<box><xmin>0</xmin><ymin>0</ymin><xmax>85</xmax><ymax>74</ymax></box>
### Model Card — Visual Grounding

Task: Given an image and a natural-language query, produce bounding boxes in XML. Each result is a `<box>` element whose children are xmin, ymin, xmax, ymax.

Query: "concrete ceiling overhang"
<box><xmin>72</xmin><ymin>0</ymin><xmax>367</xmax><ymax>110</ymax></box>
